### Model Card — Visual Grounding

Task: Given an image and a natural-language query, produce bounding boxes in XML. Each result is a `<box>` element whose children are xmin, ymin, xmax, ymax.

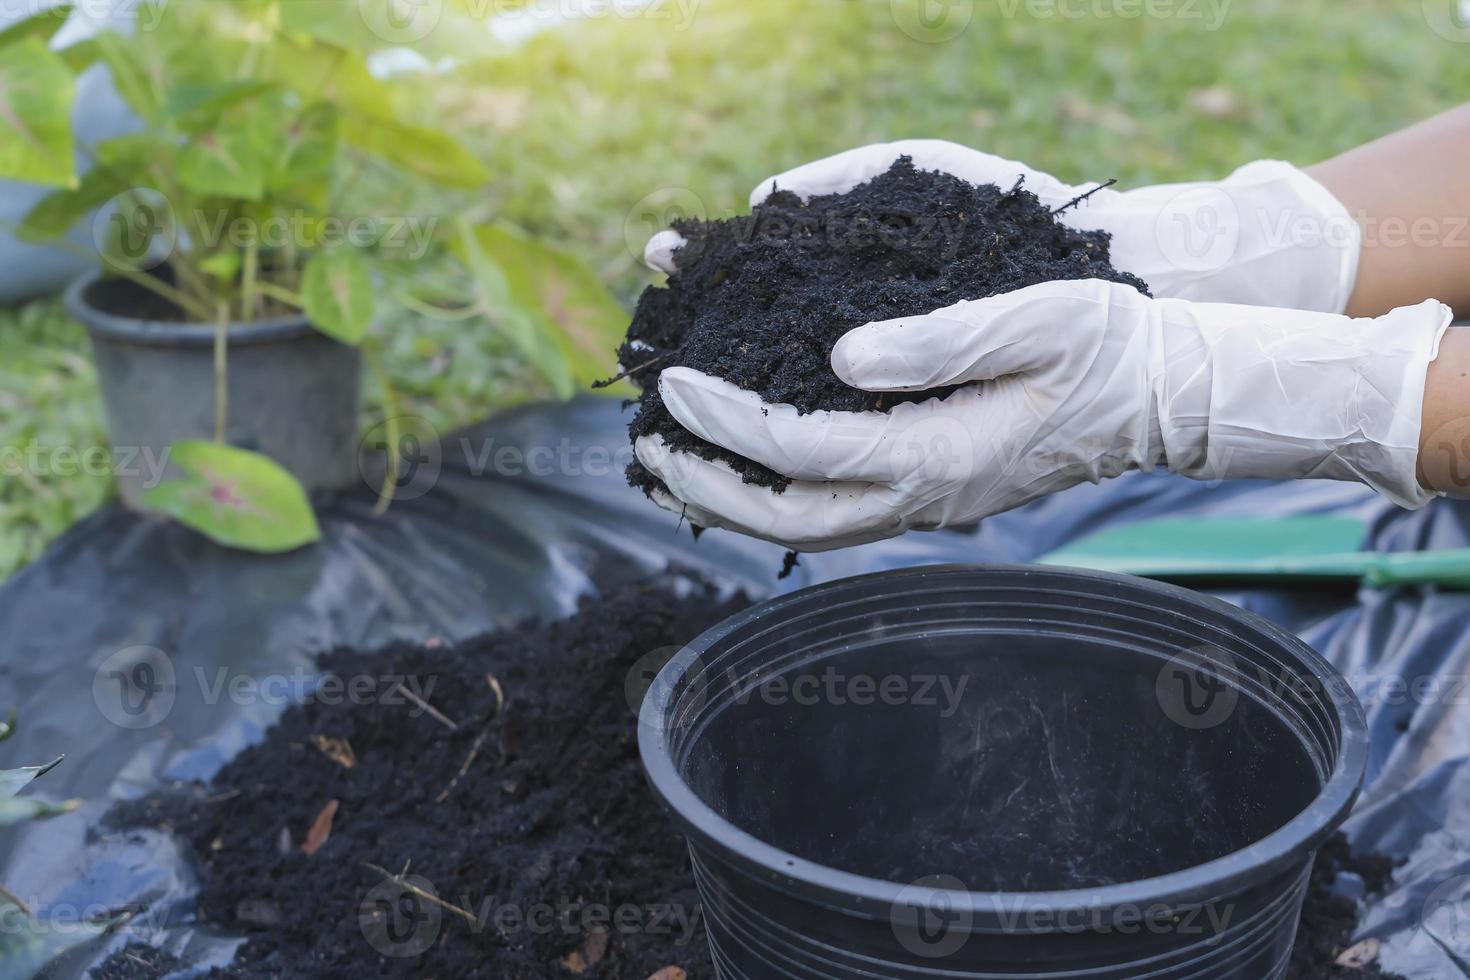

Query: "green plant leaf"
<box><xmin>0</xmin><ymin>38</ymin><xmax>76</xmax><ymax>188</ymax></box>
<box><xmin>0</xmin><ymin>795</ymin><xmax>77</xmax><ymax>827</ymax></box>
<box><xmin>141</xmin><ymin>442</ymin><xmax>322</xmax><ymax>553</ymax></box>
<box><xmin>463</xmin><ymin>222</ymin><xmax>628</xmax><ymax>393</ymax></box>
<box><xmin>178</xmin><ymin>128</ymin><xmax>269</xmax><ymax>200</ymax></box>
<box><xmin>302</xmin><ymin>249</ymin><xmax>375</xmax><ymax>345</ymax></box>
<box><xmin>166</xmin><ymin>80</ymin><xmax>277</xmax><ymax>132</ymax></box>
<box><xmin>453</xmin><ymin>219</ymin><xmax>574</xmax><ymax>398</ymax></box>
<box><xmin>58</xmin><ymin>35</ymin><xmax>98</xmax><ymax>73</ymax></box>
<box><xmin>341</xmin><ymin>114</ymin><xmax>489</xmax><ymax>188</ymax></box>
<box><xmin>199</xmin><ymin>250</ymin><xmax>241</xmax><ymax>282</ymax></box>
<box><xmin>0</xmin><ymin>756</ymin><xmax>62</xmax><ymax>800</ymax></box>
<box><xmin>280</xmin><ymin>0</ymin><xmax>491</xmax><ymax>59</ymax></box>
<box><xmin>92</xmin><ymin>30</ymin><xmax>163</xmax><ymax>122</ymax></box>
<box><xmin>270</xmin><ymin>102</ymin><xmax>340</xmax><ymax>207</ymax></box>
<box><xmin>0</xmin><ymin>3</ymin><xmax>73</xmax><ymax>48</ymax></box>
<box><xmin>0</xmin><ymin>889</ymin><xmax>110</xmax><ymax>980</ymax></box>
<box><xmin>18</xmin><ymin>167</ymin><xmax>122</xmax><ymax>240</ymax></box>
<box><xmin>267</xmin><ymin>40</ymin><xmax>399</xmax><ymax>121</ymax></box>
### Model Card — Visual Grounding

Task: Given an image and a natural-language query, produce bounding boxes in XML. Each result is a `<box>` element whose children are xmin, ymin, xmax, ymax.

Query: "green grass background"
<box><xmin>4</xmin><ymin>0</ymin><xmax>1468</xmax><ymax>577</ymax></box>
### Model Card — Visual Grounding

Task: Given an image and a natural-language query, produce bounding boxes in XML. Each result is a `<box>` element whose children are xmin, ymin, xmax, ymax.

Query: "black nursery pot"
<box><xmin>66</xmin><ymin>271</ymin><xmax>361</xmax><ymax>508</ymax></box>
<box><xmin>639</xmin><ymin>565</ymin><xmax>1368</xmax><ymax>979</ymax></box>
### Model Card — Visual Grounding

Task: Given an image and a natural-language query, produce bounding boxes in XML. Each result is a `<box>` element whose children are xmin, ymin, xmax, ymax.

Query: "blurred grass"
<box><xmin>452</xmin><ymin>0</ymin><xmax>1470</xmax><ymax>298</ymax></box>
<box><xmin>4</xmin><ymin>0</ymin><xmax>1470</xmax><ymax>575</ymax></box>
<box><xmin>0</xmin><ymin>300</ymin><xmax>108</xmax><ymax>579</ymax></box>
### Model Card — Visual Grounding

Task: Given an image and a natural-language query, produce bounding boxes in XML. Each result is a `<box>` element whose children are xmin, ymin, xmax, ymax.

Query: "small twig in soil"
<box><xmin>435</xmin><ymin>677</ymin><xmax>507</xmax><ymax>804</ymax></box>
<box><xmin>435</xmin><ymin>724</ymin><xmax>496</xmax><ymax>804</ymax></box>
<box><xmin>393</xmin><ymin>682</ymin><xmax>459</xmax><ymax>731</ymax></box>
<box><xmin>592</xmin><ymin>352</ymin><xmax>671</xmax><ymax>389</ymax></box>
<box><xmin>1050</xmin><ymin>178</ymin><xmax>1118</xmax><ymax>216</ymax></box>
<box><xmin>486</xmin><ymin>674</ymin><xmax>506</xmax><ymax>716</ymax></box>
<box><xmin>363</xmin><ymin>862</ymin><xmax>478</xmax><ymax>924</ymax></box>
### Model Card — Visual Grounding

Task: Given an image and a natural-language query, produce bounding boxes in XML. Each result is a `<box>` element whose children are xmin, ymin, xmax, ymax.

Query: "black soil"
<box><xmin>1290</xmin><ymin>834</ymin><xmax>1405</xmax><ymax>979</ymax></box>
<box><xmin>619</xmin><ymin>158</ymin><xmax>1149</xmax><ymax>494</ymax></box>
<box><xmin>106</xmin><ymin>580</ymin><xmax>749</xmax><ymax>980</ymax></box>
<box><xmin>99</xmin><ymin>577</ymin><xmax>1398</xmax><ymax>980</ymax></box>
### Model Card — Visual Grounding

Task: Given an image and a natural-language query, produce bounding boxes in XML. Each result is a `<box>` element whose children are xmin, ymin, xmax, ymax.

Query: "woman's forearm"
<box><xmin>1309</xmin><ymin>104</ymin><xmax>1470</xmax><ymax>319</ymax></box>
<box><xmin>1419</xmin><ymin>326</ymin><xmax>1470</xmax><ymax>496</ymax></box>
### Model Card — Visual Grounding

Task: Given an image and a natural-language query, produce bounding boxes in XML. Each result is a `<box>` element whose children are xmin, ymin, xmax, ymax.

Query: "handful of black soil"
<box><xmin>619</xmin><ymin>158</ymin><xmax>1149</xmax><ymax>494</ymax></box>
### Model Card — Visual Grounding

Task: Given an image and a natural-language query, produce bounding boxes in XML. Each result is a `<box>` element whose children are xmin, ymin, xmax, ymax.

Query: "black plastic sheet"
<box><xmin>3</xmin><ymin>396</ymin><xmax>1468</xmax><ymax>977</ymax></box>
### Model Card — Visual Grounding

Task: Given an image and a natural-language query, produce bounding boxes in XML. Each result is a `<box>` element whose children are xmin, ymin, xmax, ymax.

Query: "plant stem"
<box><xmin>395</xmin><ymin>293</ymin><xmax>479</xmax><ymax>322</ymax></box>
<box><xmin>213</xmin><ymin>300</ymin><xmax>229</xmax><ymax>443</ymax></box>
<box><xmin>255</xmin><ymin>281</ymin><xmax>303</xmax><ymax>310</ymax></box>
<box><xmin>365</xmin><ymin>346</ymin><xmax>401</xmax><ymax>517</ymax></box>
<box><xmin>242</xmin><ymin>238</ymin><xmax>260</xmax><ymax>320</ymax></box>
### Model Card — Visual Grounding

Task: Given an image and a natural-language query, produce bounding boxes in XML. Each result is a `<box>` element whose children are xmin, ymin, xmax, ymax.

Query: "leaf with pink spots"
<box><xmin>141</xmin><ymin>441</ymin><xmax>321</xmax><ymax>553</ymax></box>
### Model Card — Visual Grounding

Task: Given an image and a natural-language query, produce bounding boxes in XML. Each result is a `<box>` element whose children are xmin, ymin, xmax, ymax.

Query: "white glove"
<box><xmin>646</xmin><ymin>140</ymin><xmax>1361</xmax><ymax>313</ymax></box>
<box><xmin>635</xmin><ymin>280</ymin><xmax>1451</xmax><ymax>552</ymax></box>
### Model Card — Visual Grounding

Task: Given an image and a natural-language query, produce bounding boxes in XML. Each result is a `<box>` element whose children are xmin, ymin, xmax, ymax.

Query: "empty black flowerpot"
<box><xmin>639</xmin><ymin>564</ymin><xmax>1367</xmax><ymax>978</ymax></box>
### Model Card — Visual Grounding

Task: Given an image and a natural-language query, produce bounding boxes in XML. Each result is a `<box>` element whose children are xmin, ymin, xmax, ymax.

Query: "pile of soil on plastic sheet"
<box><xmin>617</xmin><ymin>157</ymin><xmax>1150</xmax><ymax>495</ymax></box>
<box><xmin>1289</xmin><ymin>834</ymin><xmax>1405</xmax><ymax>979</ymax></box>
<box><xmin>96</xmin><ymin>578</ymin><xmax>1398</xmax><ymax>980</ymax></box>
<box><xmin>103</xmin><ymin>580</ymin><xmax>749</xmax><ymax>980</ymax></box>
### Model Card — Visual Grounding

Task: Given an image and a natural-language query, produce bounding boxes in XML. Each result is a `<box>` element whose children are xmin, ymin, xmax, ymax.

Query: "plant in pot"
<box><xmin>0</xmin><ymin>1</ymin><xmax>626</xmax><ymax>552</ymax></box>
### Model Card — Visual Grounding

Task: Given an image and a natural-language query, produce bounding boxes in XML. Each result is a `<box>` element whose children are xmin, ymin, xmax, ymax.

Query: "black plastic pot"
<box><xmin>65</xmin><ymin>271</ymin><xmax>362</xmax><ymax>507</ymax></box>
<box><xmin>639</xmin><ymin>564</ymin><xmax>1368</xmax><ymax>979</ymax></box>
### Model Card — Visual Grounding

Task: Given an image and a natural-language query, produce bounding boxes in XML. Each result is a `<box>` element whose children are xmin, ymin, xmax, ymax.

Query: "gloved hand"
<box><xmin>635</xmin><ymin>280</ymin><xmax>1451</xmax><ymax>552</ymax></box>
<box><xmin>645</xmin><ymin>140</ymin><xmax>1361</xmax><ymax>313</ymax></box>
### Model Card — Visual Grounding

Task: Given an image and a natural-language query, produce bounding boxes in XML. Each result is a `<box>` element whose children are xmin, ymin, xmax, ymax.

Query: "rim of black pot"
<box><xmin>639</xmin><ymin>563</ymin><xmax>1369</xmax><ymax>926</ymax></box>
<box><xmin>65</xmin><ymin>270</ymin><xmax>316</xmax><ymax>348</ymax></box>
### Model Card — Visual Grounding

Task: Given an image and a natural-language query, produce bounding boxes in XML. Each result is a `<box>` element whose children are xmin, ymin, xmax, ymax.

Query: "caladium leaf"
<box><xmin>0</xmin><ymin>38</ymin><xmax>76</xmax><ymax>188</ymax></box>
<box><xmin>271</xmin><ymin>102</ymin><xmax>340</xmax><ymax>208</ymax></box>
<box><xmin>92</xmin><ymin>29</ymin><xmax>164</xmax><ymax>123</ymax></box>
<box><xmin>341</xmin><ymin>114</ymin><xmax>488</xmax><ymax>188</ymax></box>
<box><xmin>165</xmin><ymin>80</ymin><xmax>277</xmax><ymax>132</ymax></box>
<box><xmin>0</xmin><ymin>757</ymin><xmax>62</xmax><ymax>800</ymax></box>
<box><xmin>0</xmin><ymin>890</ymin><xmax>110</xmax><ymax>980</ymax></box>
<box><xmin>462</xmin><ymin>222</ymin><xmax>628</xmax><ymax>393</ymax></box>
<box><xmin>178</xmin><ymin>128</ymin><xmax>269</xmax><ymax>200</ymax></box>
<box><xmin>302</xmin><ymin>249</ymin><xmax>375</xmax><ymax>345</ymax></box>
<box><xmin>267</xmin><ymin>40</ymin><xmax>398</xmax><ymax>121</ymax></box>
<box><xmin>0</xmin><ymin>3</ymin><xmax>73</xmax><ymax>48</ymax></box>
<box><xmin>280</xmin><ymin>0</ymin><xmax>489</xmax><ymax>59</ymax></box>
<box><xmin>453</xmin><ymin>218</ymin><xmax>573</xmax><ymax>398</ymax></box>
<box><xmin>18</xmin><ymin>167</ymin><xmax>123</xmax><ymax>240</ymax></box>
<box><xmin>141</xmin><ymin>442</ymin><xmax>321</xmax><ymax>553</ymax></box>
